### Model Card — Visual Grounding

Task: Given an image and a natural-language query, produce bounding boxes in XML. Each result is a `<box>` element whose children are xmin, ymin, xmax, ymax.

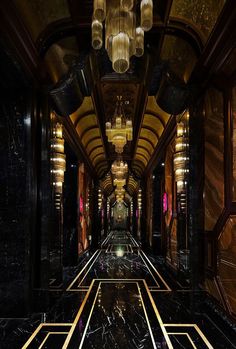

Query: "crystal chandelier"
<box><xmin>111</xmin><ymin>158</ymin><xmax>128</xmax><ymax>178</ymax></box>
<box><xmin>106</xmin><ymin>97</ymin><xmax>133</xmax><ymax>154</ymax></box>
<box><xmin>92</xmin><ymin>0</ymin><xmax>153</xmax><ymax>74</ymax></box>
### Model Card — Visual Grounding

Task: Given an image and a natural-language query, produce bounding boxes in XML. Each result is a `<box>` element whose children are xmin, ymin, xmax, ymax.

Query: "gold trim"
<box><xmin>142</xmin><ymin>280</ymin><xmax>174</xmax><ymax>349</ymax></box>
<box><xmin>140</xmin><ymin>251</ymin><xmax>171</xmax><ymax>291</ymax></box>
<box><xmin>21</xmin><ymin>324</ymin><xmax>72</xmax><ymax>349</ymax></box>
<box><xmin>168</xmin><ymin>333</ymin><xmax>197</xmax><ymax>348</ymax></box>
<box><xmin>163</xmin><ymin>324</ymin><xmax>213</xmax><ymax>349</ymax></box>
<box><xmin>66</xmin><ymin>250</ymin><xmax>100</xmax><ymax>291</ymax></box>
<box><xmin>38</xmin><ymin>332</ymin><xmax>69</xmax><ymax>349</ymax></box>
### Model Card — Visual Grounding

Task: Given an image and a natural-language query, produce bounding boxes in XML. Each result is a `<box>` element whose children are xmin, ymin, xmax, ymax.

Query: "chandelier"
<box><xmin>111</xmin><ymin>158</ymin><xmax>128</xmax><ymax>178</ymax></box>
<box><xmin>92</xmin><ymin>0</ymin><xmax>153</xmax><ymax>74</ymax></box>
<box><xmin>106</xmin><ymin>97</ymin><xmax>133</xmax><ymax>154</ymax></box>
<box><xmin>114</xmin><ymin>178</ymin><xmax>126</xmax><ymax>188</ymax></box>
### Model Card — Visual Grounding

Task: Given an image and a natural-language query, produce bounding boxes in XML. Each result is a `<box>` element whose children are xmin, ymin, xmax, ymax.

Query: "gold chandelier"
<box><xmin>106</xmin><ymin>97</ymin><xmax>133</xmax><ymax>154</ymax></box>
<box><xmin>92</xmin><ymin>0</ymin><xmax>153</xmax><ymax>74</ymax></box>
<box><xmin>111</xmin><ymin>158</ymin><xmax>128</xmax><ymax>178</ymax></box>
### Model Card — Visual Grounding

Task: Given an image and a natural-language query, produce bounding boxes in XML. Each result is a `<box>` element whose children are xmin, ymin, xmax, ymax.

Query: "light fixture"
<box><xmin>50</xmin><ymin>122</ymin><xmax>66</xmax><ymax>209</ymax></box>
<box><xmin>111</xmin><ymin>158</ymin><xmax>128</xmax><ymax>178</ymax></box>
<box><xmin>174</xmin><ymin>112</ymin><xmax>189</xmax><ymax>211</ymax></box>
<box><xmin>106</xmin><ymin>96</ymin><xmax>132</xmax><ymax>154</ymax></box>
<box><xmin>92</xmin><ymin>0</ymin><xmax>153</xmax><ymax>74</ymax></box>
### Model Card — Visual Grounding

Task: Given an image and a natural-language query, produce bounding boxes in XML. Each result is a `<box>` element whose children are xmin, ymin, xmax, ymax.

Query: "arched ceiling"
<box><xmin>11</xmin><ymin>0</ymin><xmax>228</xmax><ymax>197</ymax></box>
<box><xmin>70</xmin><ymin>97</ymin><xmax>108</xmax><ymax>178</ymax></box>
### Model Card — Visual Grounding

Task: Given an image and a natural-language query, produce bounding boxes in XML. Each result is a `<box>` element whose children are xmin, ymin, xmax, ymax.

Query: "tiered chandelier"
<box><xmin>92</xmin><ymin>0</ymin><xmax>153</xmax><ymax>74</ymax></box>
<box><xmin>112</xmin><ymin>157</ymin><xmax>128</xmax><ymax>202</ymax></box>
<box><xmin>111</xmin><ymin>158</ymin><xmax>128</xmax><ymax>178</ymax></box>
<box><xmin>173</xmin><ymin>112</ymin><xmax>189</xmax><ymax>212</ymax></box>
<box><xmin>106</xmin><ymin>96</ymin><xmax>133</xmax><ymax>153</ymax></box>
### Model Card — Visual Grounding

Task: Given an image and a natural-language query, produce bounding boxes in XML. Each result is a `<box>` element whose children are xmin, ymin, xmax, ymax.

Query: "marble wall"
<box><xmin>165</xmin><ymin>141</ymin><xmax>178</xmax><ymax>268</ymax></box>
<box><xmin>204</xmin><ymin>88</ymin><xmax>224</xmax><ymax>231</ymax></box>
<box><xmin>218</xmin><ymin>216</ymin><xmax>236</xmax><ymax>316</ymax></box>
<box><xmin>0</xmin><ymin>92</ymin><xmax>32</xmax><ymax>316</ymax></box>
<box><xmin>232</xmin><ymin>87</ymin><xmax>236</xmax><ymax>200</ymax></box>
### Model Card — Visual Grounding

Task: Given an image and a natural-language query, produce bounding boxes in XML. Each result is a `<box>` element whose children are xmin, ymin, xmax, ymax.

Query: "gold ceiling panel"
<box><xmin>127</xmin><ymin>175</ymin><xmax>138</xmax><ymax>195</ymax></box>
<box><xmin>133</xmin><ymin>97</ymin><xmax>171</xmax><ymax>176</ymax></box>
<box><xmin>100</xmin><ymin>174</ymin><xmax>113</xmax><ymax>196</ymax></box>
<box><xmin>76</xmin><ymin>114</ymin><xmax>97</xmax><ymax>138</ymax></box>
<box><xmin>146</xmin><ymin>97</ymin><xmax>170</xmax><ymax>125</ymax></box>
<box><xmin>70</xmin><ymin>97</ymin><xmax>108</xmax><ymax>177</ymax></box>
<box><xmin>132</xmin><ymin>162</ymin><xmax>144</xmax><ymax>177</ymax></box>
<box><xmin>93</xmin><ymin>154</ymin><xmax>106</xmax><ymax>167</ymax></box>
<box><xmin>139</xmin><ymin>129</ymin><xmax>158</xmax><ymax>148</ymax></box>
<box><xmin>87</xmin><ymin>139</ymin><xmax>103</xmax><ymax>156</ymax></box>
<box><xmin>135</xmin><ymin>154</ymin><xmax>148</xmax><ymax>167</ymax></box>
<box><xmin>90</xmin><ymin>147</ymin><xmax>104</xmax><ymax>162</ymax></box>
<box><xmin>82</xmin><ymin>129</ymin><xmax>101</xmax><ymax>148</ymax></box>
<box><xmin>137</xmin><ymin>139</ymin><xmax>154</xmax><ymax>156</ymax></box>
<box><xmin>136</xmin><ymin>148</ymin><xmax>150</xmax><ymax>163</ymax></box>
<box><xmin>170</xmin><ymin>0</ymin><xmax>226</xmax><ymax>42</ymax></box>
<box><xmin>143</xmin><ymin>114</ymin><xmax>164</xmax><ymax>136</ymax></box>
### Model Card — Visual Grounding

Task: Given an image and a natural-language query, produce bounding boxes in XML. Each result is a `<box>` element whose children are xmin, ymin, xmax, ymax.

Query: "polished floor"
<box><xmin>2</xmin><ymin>231</ymin><xmax>236</xmax><ymax>348</ymax></box>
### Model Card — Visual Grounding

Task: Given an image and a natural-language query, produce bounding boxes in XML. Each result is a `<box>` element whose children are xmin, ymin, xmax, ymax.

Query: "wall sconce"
<box><xmin>50</xmin><ymin>122</ymin><xmax>66</xmax><ymax>210</ymax></box>
<box><xmin>174</xmin><ymin>112</ymin><xmax>189</xmax><ymax>212</ymax></box>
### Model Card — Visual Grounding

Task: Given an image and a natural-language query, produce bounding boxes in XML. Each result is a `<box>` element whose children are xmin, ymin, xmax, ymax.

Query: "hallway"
<box><xmin>13</xmin><ymin>230</ymin><xmax>234</xmax><ymax>349</ymax></box>
<box><xmin>2</xmin><ymin>1</ymin><xmax>236</xmax><ymax>348</ymax></box>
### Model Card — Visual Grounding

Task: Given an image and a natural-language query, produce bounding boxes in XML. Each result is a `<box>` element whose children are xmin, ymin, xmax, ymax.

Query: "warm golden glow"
<box><xmin>93</xmin><ymin>0</ymin><xmax>106</xmax><ymax>22</ymax></box>
<box><xmin>51</xmin><ymin>122</ymin><xmax>66</xmax><ymax>207</ymax></box>
<box><xmin>141</xmin><ymin>0</ymin><xmax>153</xmax><ymax>31</ymax></box>
<box><xmin>111</xmin><ymin>159</ymin><xmax>128</xmax><ymax>178</ymax></box>
<box><xmin>92</xmin><ymin>0</ymin><xmax>153</xmax><ymax>73</ymax></box>
<box><xmin>92</xmin><ymin>19</ymin><xmax>103</xmax><ymax>50</ymax></box>
<box><xmin>174</xmin><ymin>113</ymin><xmax>189</xmax><ymax>211</ymax></box>
<box><xmin>106</xmin><ymin>98</ymin><xmax>133</xmax><ymax>153</ymax></box>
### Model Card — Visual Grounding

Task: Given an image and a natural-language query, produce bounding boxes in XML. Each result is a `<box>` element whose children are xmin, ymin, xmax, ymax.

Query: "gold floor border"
<box><xmin>22</xmin><ymin>324</ymin><xmax>72</xmax><ymax>349</ymax></box>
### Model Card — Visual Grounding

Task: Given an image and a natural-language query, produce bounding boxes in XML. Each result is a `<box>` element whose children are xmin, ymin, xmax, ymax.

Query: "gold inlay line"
<box><xmin>66</xmin><ymin>250</ymin><xmax>100</xmax><ymax>291</ymax></box>
<box><xmin>38</xmin><ymin>332</ymin><xmax>69</xmax><ymax>349</ymax></box>
<box><xmin>168</xmin><ymin>332</ymin><xmax>197</xmax><ymax>348</ymax></box>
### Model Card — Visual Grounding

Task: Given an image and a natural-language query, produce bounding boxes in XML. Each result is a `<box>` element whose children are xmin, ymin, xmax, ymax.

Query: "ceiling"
<box><xmin>12</xmin><ymin>0</ymin><xmax>227</xmax><ymax>196</ymax></box>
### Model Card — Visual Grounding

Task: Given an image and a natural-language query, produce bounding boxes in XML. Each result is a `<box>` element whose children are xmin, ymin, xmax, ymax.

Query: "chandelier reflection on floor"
<box><xmin>92</xmin><ymin>0</ymin><xmax>153</xmax><ymax>73</ymax></box>
<box><xmin>106</xmin><ymin>96</ymin><xmax>133</xmax><ymax>154</ymax></box>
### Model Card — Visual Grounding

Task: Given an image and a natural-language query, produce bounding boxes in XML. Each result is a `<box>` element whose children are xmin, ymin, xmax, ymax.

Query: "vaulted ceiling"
<box><xmin>10</xmin><ymin>0</ymin><xmax>228</xmax><ymax>196</ymax></box>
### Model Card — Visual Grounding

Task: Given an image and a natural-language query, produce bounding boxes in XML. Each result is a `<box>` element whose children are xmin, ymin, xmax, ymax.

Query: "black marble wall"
<box><xmin>63</xmin><ymin>143</ymin><xmax>78</xmax><ymax>267</ymax></box>
<box><xmin>0</xmin><ymin>91</ymin><xmax>32</xmax><ymax>316</ymax></box>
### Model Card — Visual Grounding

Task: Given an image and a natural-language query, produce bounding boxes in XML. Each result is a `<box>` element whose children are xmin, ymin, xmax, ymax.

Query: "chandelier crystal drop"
<box><xmin>92</xmin><ymin>19</ymin><xmax>103</xmax><ymax>50</ymax></box>
<box><xmin>93</xmin><ymin>0</ymin><xmax>106</xmax><ymax>22</ymax></box>
<box><xmin>140</xmin><ymin>0</ymin><xmax>153</xmax><ymax>31</ymax></box>
<box><xmin>92</xmin><ymin>0</ymin><xmax>153</xmax><ymax>74</ymax></box>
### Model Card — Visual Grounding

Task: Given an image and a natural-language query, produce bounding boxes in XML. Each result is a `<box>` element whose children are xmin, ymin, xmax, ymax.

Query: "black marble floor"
<box><xmin>1</xmin><ymin>231</ymin><xmax>236</xmax><ymax>348</ymax></box>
